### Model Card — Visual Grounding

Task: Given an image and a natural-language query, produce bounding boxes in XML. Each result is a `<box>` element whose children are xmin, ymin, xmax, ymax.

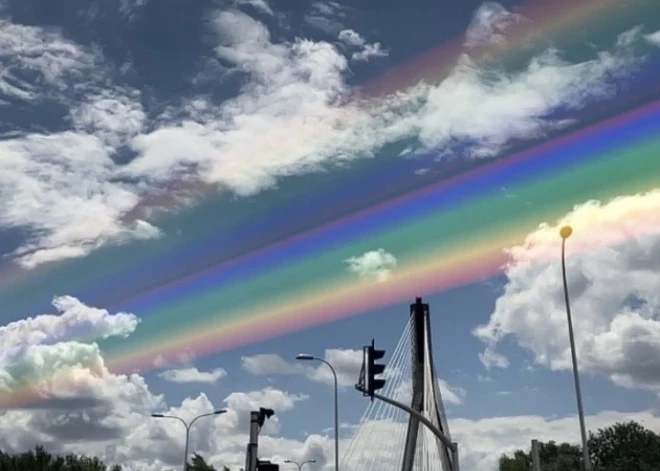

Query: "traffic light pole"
<box><xmin>245</xmin><ymin>410</ymin><xmax>260</xmax><ymax>471</ymax></box>
<box><xmin>356</xmin><ymin>386</ymin><xmax>460</xmax><ymax>471</ymax></box>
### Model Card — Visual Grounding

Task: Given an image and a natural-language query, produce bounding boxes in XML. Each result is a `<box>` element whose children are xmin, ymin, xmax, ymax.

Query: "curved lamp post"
<box><xmin>560</xmin><ymin>225</ymin><xmax>591</xmax><ymax>471</ymax></box>
<box><xmin>151</xmin><ymin>409</ymin><xmax>227</xmax><ymax>471</ymax></box>
<box><xmin>284</xmin><ymin>459</ymin><xmax>316</xmax><ymax>470</ymax></box>
<box><xmin>296</xmin><ymin>354</ymin><xmax>339</xmax><ymax>471</ymax></box>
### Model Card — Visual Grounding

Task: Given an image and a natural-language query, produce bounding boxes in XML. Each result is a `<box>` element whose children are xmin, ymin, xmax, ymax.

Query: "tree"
<box><xmin>498</xmin><ymin>420</ymin><xmax>660</xmax><ymax>471</ymax></box>
<box><xmin>0</xmin><ymin>445</ymin><xmax>123</xmax><ymax>471</ymax></box>
<box><xmin>589</xmin><ymin>421</ymin><xmax>660</xmax><ymax>471</ymax></box>
<box><xmin>499</xmin><ymin>442</ymin><xmax>581</xmax><ymax>471</ymax></box>
<box><xmin>188</xmin><ymin>453</ymin><xmax>217</xmax><ymax>471</ymax></box>
<box><xmin>498</xmin><ymin>449</ymin><xmax>529</xmax><ymax>471</ymax></box>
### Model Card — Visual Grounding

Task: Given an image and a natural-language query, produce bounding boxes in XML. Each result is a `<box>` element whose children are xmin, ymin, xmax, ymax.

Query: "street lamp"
<box><xmin>284</xmin><ymin>459</ymin><xmax>316</xmax><ymax>470</ymax></box>
<box><xmin>151</xmin><ymin>409</ymin><xmax>227</xmax><ymax>471</ymax></box>
<box><xmin>296</xmin><ymin>354</ymin><xmax>339</xmax><ymax>471</ymax></box>
<box><xmin>560</xmin><ymin>225</ymin><xmax>592</xmax><ymax>471</ymax></box>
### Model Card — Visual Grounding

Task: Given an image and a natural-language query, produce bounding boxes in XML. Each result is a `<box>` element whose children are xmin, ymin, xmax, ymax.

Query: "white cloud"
<box><xmin>242</xmin><ymin>349</ymin><xmax>363</xmax><ymax>388</ymax></box>
<box><xmin>0</xmin><ymin>296</ymin><xmax>324</xmax><ymax>470</ymax></box>
<box><xmin>345</xmin><ymin>249</ymin><xmax>398</xmax><ymax>282</ymax></box>
<box><xmin>70</xmin><ymin>89</ymin><xmax>147</xmax><ymax>148</ymax></box>
<box><xmin>0</xmin><ymin>6</ymin><xmax>647</xmax><ymax>268</ymax></box>
<box><xmin>464</xmin><ymin>2</ymin><xmax>525</xmax><ymax>49</ymax></box>
<box><xmin>0</xmin><ymin>298</ymin><xmax>656</xmax><ymax>471</ymax></box>
<box><xmin>450</xmin><ymin>409</ymin><xmax>660</xmax><ymax>471</ymax></box>
<box><xmin>338</xmin><ymin>29</ymin><xmax>365</xmax><ymax>47</ymax></box>
<box><xmin>241</xmin><ymin>353</ymin><xmax>304</xmax><ymax>375</ymax></box>
<box><xmin>474</xmin><ymin>190</ymin><xmax>660</xmax><ymax>392</ymax></box>
<box><xmin>646</xmin><ymin>30</ymin><xmax>660</xmax><ymax>46</ymax></box>
<box><xmin>309</xmin><ymin>349</ymin><xmax>364</xmax><ymax>388</ymax></box>
<box><xmin>413</xmin><ymin>38</ymin><xmax>635</xmax><ymax>158</ymax></box>
<box><xmin>158</xmin><ymin>367</ymin><xmax>227</xmax><ymax>384</ymax></box>
<box><xmin>338</xmin><ymin>29</ymin><xmax>389</xmax><ymax>62</ymax></box>
<box><xmin>0</xmin><ymin>296</ymin><xmax>138</xmax><ymax>355</ymax></box>
<box><xmin>0</xmin><ymin>20</ymin><xmax>103</xmax><ymax>102</ymax></box>
<box><xmin>234</xmin><ymin>0</ymin><xmax>274</xmax><ymax>16</ymax></box>
<box><xmin>0</xmin><ymin>132</ymin><xmax>161</xmax><ymax>268</ymax></box>
<box><xmin>305</xmin><ymin>1</ymin><xmax>352</xmax><ymax>34</ymax></box>
<box><xmin>351</xmin><ymin>42</ymin><xmax>389</xmax><ymax>62</ymax></box>
<box><xmin>392</xmin><ymin>377</ymin><xmax>466</xmax><ymax>406</ymax></box>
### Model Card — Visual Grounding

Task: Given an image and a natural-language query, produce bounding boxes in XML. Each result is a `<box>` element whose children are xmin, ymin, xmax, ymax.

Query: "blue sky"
<box><xmin>1</xmin><ymin>0</ymin><xmax>660</xmax><ymax>470</ymax></box>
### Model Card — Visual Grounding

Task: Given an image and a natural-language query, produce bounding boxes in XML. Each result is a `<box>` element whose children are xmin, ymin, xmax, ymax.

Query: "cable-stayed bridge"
<box><xmin>341</xmin><ymin>298</ymin><xmax>458</xmax><ymax>471</ymax></box>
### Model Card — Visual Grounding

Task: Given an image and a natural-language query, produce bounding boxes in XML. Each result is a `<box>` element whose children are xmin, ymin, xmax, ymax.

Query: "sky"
<box><xmin>0</xmin><ymin>0</ymin><xmax>659</xmax><ymax>470</ymax></box>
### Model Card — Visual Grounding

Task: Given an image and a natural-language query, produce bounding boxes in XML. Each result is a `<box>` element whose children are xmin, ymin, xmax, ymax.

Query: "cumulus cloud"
<box><xmin>1</xmin><ymin>298</ymin><xmax>657</xmax><ymax>471</ymax></box>
<box><xmin>344</xmin><ymin>249</ymin><xmax>398</xmax><ymax>282</ymax></box>
<box><xmin>241</xmin><ymin>349</ymin><xmax>363</xmax><ymax>388</ymax></box>
<box><xmin>0</xmin><ymin>296</ymin><xmax>163</xmax><ymax>455</ymax></box>
<box><xmin>0</xmin><ymin>296</ymin><xmax>323</xmax><ymax>470</ymax></box>
<box><xmin>157</xmin><ymin>367</ymin><xmax>227</xmax><ymax>384</ymax></box>
<box><xmin>338</xmin><ymin>29</ymin><xmax>389</xmax><ymax>62</ymax></box>
<box><xmin>474</xmin><ymin>190</ymin><xmax>660</xmax><ymax>393</ymax></box>
<box><xmin>338</xmin><ymin>29</ymin><xmax>365</xmax><ymax>47</ymax></box>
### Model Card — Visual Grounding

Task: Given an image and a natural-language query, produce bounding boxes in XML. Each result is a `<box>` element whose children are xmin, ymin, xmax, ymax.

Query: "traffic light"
<box><xmin>363</xmin><ymin>339</ymin><xmax>386</xmax><ymax>398</ymax></box>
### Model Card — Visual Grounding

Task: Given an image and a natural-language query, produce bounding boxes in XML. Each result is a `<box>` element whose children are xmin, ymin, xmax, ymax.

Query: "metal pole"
<box><xmin>561</xmin><ymin>236</ymin><xmax>592</xmax><ymax>471</ymax></box>
<box><xmin>183</xmin><ymin>425</ymin><xmax>190</xmax><ymax>471</ymax></box>
<box><xmin>315</xmin><ymin>359</ymin><xmax>339</xmax><ymax>471</ymax></box>
<box><xmin>368</xmin><ymin>390</ymin><xmax>458</xmax><ymax>470</ymax></box>
<box><xmin>246</xmin><ymin>410</ymin><xmax>260</xmax><ymax>471</ymax></box>
<box><xmin>152</xmin><ymin>412</ymin><xmax>224</xmax><ymax>471</ymax></box>
<box><xmin>531</xmin><ymin>439</ymin><xmax>541</xmax><ymax>471</ymax></box>
<box><xmin>330</xmin><ymin>362</ymin><xmax>340</xmax><ymax>471</ymax></box>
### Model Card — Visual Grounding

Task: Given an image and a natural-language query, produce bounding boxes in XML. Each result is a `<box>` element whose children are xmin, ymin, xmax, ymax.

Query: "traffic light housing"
<box><xmin>363</xmin><ymin>339</ymin><xmax>386</xmax><ymax>398</ymax></box>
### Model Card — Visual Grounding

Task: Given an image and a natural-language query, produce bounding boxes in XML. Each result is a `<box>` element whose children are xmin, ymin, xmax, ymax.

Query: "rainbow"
<box><xmin>361</xmin><ymin>0</ymin><xmax>657</xmax><ymax>97</ymax></box>
<box><xmin>98</xmin><ymin>98</ymin><xmax>660</xmax><ymax>374</ymax></box>
<box><xmin>0</xmin><ymin>0</ymin><xmax>659</xmax><ymax>407</ymax></box>
<box><xmin>0</xmin><ymin>98</ymin><xmax>658</xmax><ymax>408</ymax></box>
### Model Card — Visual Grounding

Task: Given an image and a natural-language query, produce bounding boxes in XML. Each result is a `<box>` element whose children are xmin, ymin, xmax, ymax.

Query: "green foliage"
<box><xmin>498</xmin><ymin>449</ymin><xmax>529</xmax><ymax>471</ymax></box>
<box><xmin>0</xmin><ymin>445</ymin><xmax>121</xmax><ymax>471</ymax></box>
<box><xmin>498</xmin><ymin>420</ymin><xmax>660</xmax><ymax>471</ymax></box>
<box><xmin>188</xmin><ymin>453</ymin><xmax>217</xmax><ymax>470</ymax></box>
<box><xmin>0</xmin><ymin>446</ymin><xmax>234</xmax><ymax>471</ymax></box>
<box><xmin>589</xmin><ymin>421</ymin><xmax>660</xmax><ymax>471</ymax></box>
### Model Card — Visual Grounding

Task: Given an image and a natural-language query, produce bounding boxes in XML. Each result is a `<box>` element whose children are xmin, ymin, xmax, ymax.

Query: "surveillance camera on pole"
<box><xmin>245</xmin><ymin>408</ymin><xmax>278</xmax><ymax>471</ymax></box>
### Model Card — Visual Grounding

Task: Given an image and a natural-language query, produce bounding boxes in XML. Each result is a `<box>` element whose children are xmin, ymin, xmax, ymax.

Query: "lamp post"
<box><xmin>560</xmin><ymin>225</ymin><xmax>592</xmax><ymax>471</ymax></box>
<box><xmin>284</xmin><ymin>459</ymin><xmax>316</xmax><ymax>470</ymax></box>
<box><xmin>151</xmin><ymin>409</ymin><xmax>227</xmax><ymax>471</ymax></box>
<box><xmin>296</xmin><ymin>354</ymin><xmax>339</xmax><ymax>471</ymax></box>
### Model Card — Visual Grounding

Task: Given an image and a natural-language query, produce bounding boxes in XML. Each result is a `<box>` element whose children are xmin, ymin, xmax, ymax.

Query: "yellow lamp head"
<box><xmin>560</xmin><ymin>225</ymin><xmax>573</xmax><ymax>239</ymax></box>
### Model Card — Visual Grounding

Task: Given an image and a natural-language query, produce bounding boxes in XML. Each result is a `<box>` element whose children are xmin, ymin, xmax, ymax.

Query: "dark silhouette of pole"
<box><xmin>151</xmin><ymin>410</ymin><xmax>226</xmax><ymax>471</ymax></box>
<box><xmin>296</xmin><ymin>354</ymin><xmax>339</xmax><ymax>471</ymax></box>
<box><xmin>284</xmin><ymin>459</ymin><xmax>316</xmax><ymax>470</ymax></box>
<box><xmin>560</xmin><ymin>225</ymin><xmax>591</xmax><ymax>471</ymax></box>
